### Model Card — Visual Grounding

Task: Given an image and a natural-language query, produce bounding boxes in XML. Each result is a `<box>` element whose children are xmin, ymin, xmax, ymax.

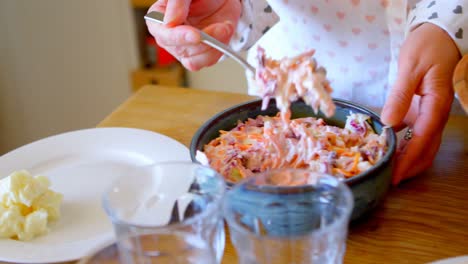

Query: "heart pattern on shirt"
<box><xmin>323</xmin><ymin>24</ymin><xmax>332</xmax><ymax>32</ymax></box>
<box><xmin>394</xmin><ymin>0</ymin><xmax>455</xmax><ymax>46</ymax></box>
<box><xmin>428</xmin><ymin>12</ymin><xmax>438</xmax><ymax>19</ymax></box>
<box><xmin>352</xmin><ymin>27</ymin><xmax>362</xmax><ymax>35</ymax></box>
<box><xmin>339</xmin><ymin>40</ymin><xmax>349</xmax><ymax>47</ymax></box>
<box><xmin>368</xmin><ymin>43</ymin><xmax>378</xmax><ymax>50</ymax></box>
<box><xmin>336</xmin><ymin>11</ymin><xmax>346</xmax><ymax>20</ymax></box>
<box><xmin>354</xmin><ymin>56</ymin><xmax>363</xmax><ymax>62</ymax></box>
<box><xmin>365</xmin><ymin>15</ymin><xmax>376</xmax><ymax>23</ymax></box>
<box><xmin>228</xmin><ymin>0</ymin><xmax>468</xmax><ymax>109</ymax></box>
<box><xmin>453</xmin><ymin>5</ymin><xmax>463</xmax><ymax>14</ymax></box>
<box><xmin>369</xmin><ymin>70</ymin><xmax>378</xmax><ymax>79</ymax></box>
<box><xmin>353</xmin><ymin>82</ymin><xmax>363</xmax><ymax>88</ymax></box>
<box><xmin>455</xmin><ymin>28</ymin><xmax>463</xmax><ymax>39</ymax></box>
<box><xmin>311</xmin><ymin>5</ymin><xmax>319</xmax><ymax>14</ymax></box>
<box><xmin>240</xmin><ymin>0</ymin><xmax>401</xmax><ymax>107</ymax></box>
<box><xmin>380</xmin><ymin>0</ymin><xmax>389</xmax><ymax>8</ymax></box>
<box><xmin>351</xmin><ymin>0</ymin><xmax>360</xmax><ymax>6</ymax></box>
<box><xmin>262</xmin><ymin>26</ymin><xmax>271</xmax><ymax>34</ymax></box>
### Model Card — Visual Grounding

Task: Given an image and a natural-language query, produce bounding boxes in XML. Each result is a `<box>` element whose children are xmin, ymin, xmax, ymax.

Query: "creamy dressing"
<box><xmin>255</xmin><ymin>47</ymin><xmax>336</xmax><ymax>120</ymax></box>
<box><xmin>202</xmin><ymin>113</ymin><xmax>387</xmax><ymax>184</ymax></box>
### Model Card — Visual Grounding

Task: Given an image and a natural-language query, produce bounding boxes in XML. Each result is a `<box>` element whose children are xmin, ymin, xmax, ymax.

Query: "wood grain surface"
<box><xmin>4</xmin><ymin>85</ymin><xmax>466</xmax><ymax>264</ymax></box>
<box><xmin>95</xmin><ymin>85</ymin><xmax>468</xmax><ymax>264</ymax></box>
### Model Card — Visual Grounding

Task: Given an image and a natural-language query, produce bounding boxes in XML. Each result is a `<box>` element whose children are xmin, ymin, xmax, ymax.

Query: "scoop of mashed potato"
<box><xmin>0</xmin><ymin>170</ymin><xmax>63</xmax><ymax>241</ymax></box>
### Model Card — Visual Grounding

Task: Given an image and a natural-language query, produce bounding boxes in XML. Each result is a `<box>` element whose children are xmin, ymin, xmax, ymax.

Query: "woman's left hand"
<box><xmin>381</xmin><ymin>23</ymin><xmax>460</xmax><ymax>185</ymax></box>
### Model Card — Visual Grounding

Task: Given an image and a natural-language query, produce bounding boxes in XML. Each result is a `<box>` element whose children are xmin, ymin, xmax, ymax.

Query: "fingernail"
<box><xmin>164</xmin><ymin>15</ymin><xmax>179</xmax><ymax>27</ymax></box>
<box><xmin>224</xmin><ymin>20</ymin><xmax>234</xmax><ymax>34</ymax></box>
<box><xmin>163</xmin><ymin>16</ymin><xmax>173</xmax><ymax>26</ymax></box>
<box><xmin>184</xmin><ymin>31</ymin><xmax>200</xmax><ymax>43</ymax></box>
<box><xmin>380</xmin><ymin>111</ymin><xmax>389</xmax><ymax>124</ymax></box>
<box><xmin>380</xmin><ymin>109</ymin><xmax>393</xmax><ymax>126</ymax></box>
<box><xmin>214</xmin><ymin>22</ymin><xmax>232</xmax><ymax>38</ymax></box>
<box><xmin>224</xmin><ymin>20</ymin><xmax>234</xmax><ymax>28</ymax></box>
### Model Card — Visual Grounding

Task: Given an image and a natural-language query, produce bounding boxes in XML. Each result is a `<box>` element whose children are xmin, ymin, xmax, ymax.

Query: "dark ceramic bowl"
<box><xmin>190</xmin><ymin>99</ymin><xmax>396</xmax><ymax>220</ymax></box>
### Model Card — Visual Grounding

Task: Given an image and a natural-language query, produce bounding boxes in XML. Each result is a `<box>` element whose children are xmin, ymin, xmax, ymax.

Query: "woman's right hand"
<box><xmin>146</xmin><ymin>0</ymin><xmax>241</xmax><ymax>71</ymax></box>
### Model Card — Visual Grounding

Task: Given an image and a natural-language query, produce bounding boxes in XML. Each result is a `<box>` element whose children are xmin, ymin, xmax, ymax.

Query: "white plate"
<box><xmin>429</xmin><ymin>256</ymin><xmax>468</xmax><ymax>264</ymax></box>
<box><xmin>0</xmin><ymin>127</ymin><xmax>190</xmax><ymax>263</ymax></box>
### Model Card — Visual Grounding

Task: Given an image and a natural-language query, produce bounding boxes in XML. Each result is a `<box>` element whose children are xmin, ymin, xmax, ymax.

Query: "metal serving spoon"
<box><xmin>144</xmin><ymin>11</ymin><xmax>256</xmax><ymax>74</ymax></box>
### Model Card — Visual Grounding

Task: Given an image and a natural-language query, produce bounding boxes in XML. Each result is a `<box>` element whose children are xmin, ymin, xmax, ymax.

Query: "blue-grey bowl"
<box><xmin>190</xmin><ymin>99</ymin><xmax>396</xmax><ymax>220</ymax></box>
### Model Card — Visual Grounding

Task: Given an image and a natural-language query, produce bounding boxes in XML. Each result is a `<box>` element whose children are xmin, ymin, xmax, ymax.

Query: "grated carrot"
<box><xmin>333</xmin><ymin>168</ymin><xmax>355</xmax><ymax>178</ymax></box>
<box><xmin>238</xmin><ymin>144</ymin><xmax>251</xmax><ymax>151</ymax></box>
<box><xmin>351</xmin><ymin>152</ymin><xmax>361</xmax><ymax>172</ymax></box>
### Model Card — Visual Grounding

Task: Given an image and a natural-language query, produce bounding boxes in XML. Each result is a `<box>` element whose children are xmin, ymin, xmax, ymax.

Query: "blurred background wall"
<box><xmin>0</xmin><ymin>0</ymin><xmax>137</xmax><ymax>153</ymax></box>
<box><xmin>0</xmin><ymin>0</ymin><xmax>247</xmax><ymax>154</ymax></box>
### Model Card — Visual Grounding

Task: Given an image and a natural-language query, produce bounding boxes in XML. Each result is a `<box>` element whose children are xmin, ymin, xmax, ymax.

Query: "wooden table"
<box><xmin>86</xmin><ymin>85</ymin><xmax>467</xmax><ymax>264</ymax></box>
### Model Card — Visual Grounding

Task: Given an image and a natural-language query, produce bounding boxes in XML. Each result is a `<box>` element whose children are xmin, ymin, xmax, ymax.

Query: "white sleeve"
<box><xmin>407</xmin><ymin>0</ymin><xmax>468</xmax><ymax>55</ymax></box>
<box><xmin>229</xmin><ymin>0</ymin><xmax>279</xmax><ymax>52</ymax></box>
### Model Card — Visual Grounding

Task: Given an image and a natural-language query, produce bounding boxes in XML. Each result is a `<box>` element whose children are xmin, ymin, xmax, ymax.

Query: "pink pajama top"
<box><xmin>230</xmin><ymin>0</ymin><xmax>468</xmax><ymax>108</ymax></box>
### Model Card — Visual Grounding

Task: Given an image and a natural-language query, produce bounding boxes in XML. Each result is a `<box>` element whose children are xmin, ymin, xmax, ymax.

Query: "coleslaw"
<box><xmin>198</xmin><ymin>113</ymin><xmax>388</xmax><ymax>184</ymax></box>
<box><xmin>254</xmin><ymin>47</ymin><xmax>335</xmax><ymax>120</ymax></box>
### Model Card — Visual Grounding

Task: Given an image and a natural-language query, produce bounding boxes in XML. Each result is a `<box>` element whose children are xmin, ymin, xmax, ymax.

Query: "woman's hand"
<box><xmin>146</xmin><ymin>0</ymin><xmax>241</xmax><ymax>71</ymax></box>
<box><xmin>381</xmin><ymin>23</ymin><xmax>460</xmax><ymax>185</ymax></box>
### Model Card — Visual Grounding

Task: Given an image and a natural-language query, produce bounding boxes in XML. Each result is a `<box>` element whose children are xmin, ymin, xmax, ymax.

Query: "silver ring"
<box><xmin>404</xmin><ymin>128</ymin><xmax>413</xmax><ymax>141</ymax></box>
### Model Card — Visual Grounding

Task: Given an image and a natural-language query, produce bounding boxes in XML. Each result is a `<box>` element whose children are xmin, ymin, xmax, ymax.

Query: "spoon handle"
<box><xmin>144</xmin><ymin>11</ymin><xmax>256</xmax><ymax>74</ymax></box>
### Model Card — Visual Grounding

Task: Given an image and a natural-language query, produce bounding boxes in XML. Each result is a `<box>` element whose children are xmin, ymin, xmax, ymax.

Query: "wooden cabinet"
<box><xmin>129</xmin><ymin>0</ymin><xmax>186</xmax><ymax>91</ymax></box>
<box><xmin>131</xmin><ymin>65</ymin><xmax>185</xmax><ymax>92</ymax></box>
<box><xmin>131</xmin><ymin>0</ymin><xmax>155</xmax><ymax>8</ymax></box>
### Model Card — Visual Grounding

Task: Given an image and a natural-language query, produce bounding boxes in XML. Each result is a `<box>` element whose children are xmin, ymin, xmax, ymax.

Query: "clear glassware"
<box><xmin>223</xmin><ymin>169</ymin><xmax>353</xmax><ymax>264</ymax></box>
<box><xmin>102</xmin><ymin>161</ymin><xmax>226</xmax><ymax>264</ymax></box>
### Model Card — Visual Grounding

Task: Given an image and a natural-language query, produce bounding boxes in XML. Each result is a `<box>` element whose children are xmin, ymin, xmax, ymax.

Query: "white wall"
<box><xmin>0</xmin><ymin>0</ymin><xmax>138</xmax><ymax>154</ymax></box>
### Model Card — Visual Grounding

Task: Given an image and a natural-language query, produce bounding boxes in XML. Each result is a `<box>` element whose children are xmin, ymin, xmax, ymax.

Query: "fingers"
<box><xmin>392</xmin><ymin>130</ymin><xmax>442</xmax><ymax>185</ymax></box>
<box><xmin>392</xmin><ymin>85</ymin><xmax>451</xmax><ymax>185</ymax></box>
<box><xmin>149</xmin><ymin>0</ymin><xmax>167</xmax><ymax>13</ymax></box>
<box><xmin>164</xmin><ymin>0</ymin><xmax>192</xmax><ymax>26</ymax></box>
<box><xmin>146</xmin><ymin>19</ymin><xmax>233</xmax><ymax>71</ymax></box>
<box><xmin>149</xmin><ymin>0</ymin><xmax>192</xmax><ymax>26</ymax></box>
<box><xmin>391</xmin><ymin>122</ymin><xmax>407</xmax><ymax>132</ymax></box>
<box><xmin>395</xmin><ymin>95</ymin><xmax>420</xmax><ymax>131</ymax></box>
<box><xmin>146</xmin><ymin>0</ymin><xmax>199</xmax><ymax>45</ymax></box>
<box><xmin>180</xmin><ymin>21</ymin><xmax>234</xmax><ymax>71</ymax></box>
<box><xmin>413</xmin><ymin>93</ymin><xmax>450</xmax><ymax>135</ymax></box>
<box><xmin>151</xmin><ymin>25</ymin><xmax>201</xmax><ymax>47</ymax></box>
<box><xmin>381</xmin><ymin>55</ymin><xmax>424</xmax><ymax>127</ymax></box>
<box><xmin>404</xmin><ymin>132</ymin><xmax>442</xmax><ymax>179</ymax></box>
<box><xmin>180</xmin><ymin>49</ymin><xmax>222</xmax><ymax>70</ymax></box>
<box><xmin>392</xmin><ymin>128</ymin><xmax>426</xmax><ymax>185</ymax></box>
<box><xmin>386</xmin><ymin>23</ymin><xmax>458</xmax><ymax>185</ymax></box>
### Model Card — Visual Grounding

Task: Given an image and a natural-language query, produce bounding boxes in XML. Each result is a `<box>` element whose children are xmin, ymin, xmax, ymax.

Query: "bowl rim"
<box><xmin>190</xmin><ymin>98</ymin><xmax>397</xmax><ymax>187</ymax></box>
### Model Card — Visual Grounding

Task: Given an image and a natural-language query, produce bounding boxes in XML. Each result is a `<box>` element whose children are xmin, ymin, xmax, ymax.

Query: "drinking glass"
<box><xmin>224</xmin><ymin>169</ymin><xmax>353</xmax><ymax>264</ymax></box>
<box><xmin>102</xmin><ymin>161</ymin><xmax>226</xmax><ymax>264</ymax></box>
